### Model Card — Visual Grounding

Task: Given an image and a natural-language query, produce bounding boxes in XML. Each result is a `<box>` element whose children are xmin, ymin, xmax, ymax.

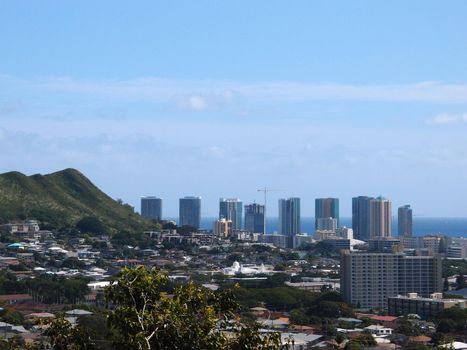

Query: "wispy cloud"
<box><xmin>426</xmin><ymin>113</ymin><xmax>467</xmax><ymax>125</ymax></box>
<box><xmin>3</xmin><ymin>74</ymin><xmax>467</xmax><ymax>106</ymax></box>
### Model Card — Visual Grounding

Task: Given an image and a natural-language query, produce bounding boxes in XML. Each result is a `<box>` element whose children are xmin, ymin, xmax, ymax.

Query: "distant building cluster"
<box><xmin>138</xmin><ymin>194</ymin><xmax>411</xmax><ymax>250</ymax></box>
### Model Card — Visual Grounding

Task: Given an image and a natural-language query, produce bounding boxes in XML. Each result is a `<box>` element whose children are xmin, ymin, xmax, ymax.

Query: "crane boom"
<box><xmin>257</xmin><ymin>187</ymin><xmax>281</xmax><ymax>235</ymax></box>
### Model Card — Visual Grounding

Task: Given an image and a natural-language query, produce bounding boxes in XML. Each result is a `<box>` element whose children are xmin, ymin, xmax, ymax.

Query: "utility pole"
<box><xmin>257</xmin><ymin>188</ymin><xmax>280</xmax><ymax>235</ymax></box>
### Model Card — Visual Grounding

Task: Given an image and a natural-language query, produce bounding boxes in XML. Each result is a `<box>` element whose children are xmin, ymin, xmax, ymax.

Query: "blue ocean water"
<box><xmin>198</xmin><ymin>217</ymin><xmax>467</xmax><ymax>237</ymax></box>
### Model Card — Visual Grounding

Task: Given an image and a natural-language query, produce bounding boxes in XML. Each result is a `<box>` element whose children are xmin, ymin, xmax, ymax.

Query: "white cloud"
<box><xmin>3</xmin><ymin>74</ymin><xmax>467</xmax><ymax>108</ymax></box>
<box><xmin>177</xmin><ymin>95</ymin><xmax>208</xmax><ymax>111</ymax></box>
<box><xmin>426</xmin><ymin>113</ymin><xmax>467</xmax><ymax>125</ymax></box>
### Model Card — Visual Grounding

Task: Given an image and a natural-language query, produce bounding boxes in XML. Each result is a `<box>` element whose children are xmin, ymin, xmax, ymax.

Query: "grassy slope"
<box><xmin>0</xmin><ymin>168</ymin><xmax>150</xmax><ymax>233</ymax></box>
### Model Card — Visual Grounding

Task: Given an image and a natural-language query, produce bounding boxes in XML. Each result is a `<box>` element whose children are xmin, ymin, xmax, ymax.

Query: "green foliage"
<box><xmin>233</xmin><ymin>286</ymin><xmax>318</xmax><ymax>311</ymax></box>
<box><xmin>0</xmin><ymin>308</ymin><xmax>24</xmax><ymax>325</ymax></box>
<box><xmin>289</xmin><ymin>308</ymin><xmax>310</xmax><ymax>325</ymax></box>
<box><xmin>274</xmin><ymin>263</ymin><xmax>287</xmax><ymax>271</ymax></box>
<box><xmin>0</xmin><ymin>168</ymin><xmax>152</xmax><ymax>233</ymax></box>
<box><xmin>436</xmin><ymin>307</ymin><xmax>467</xmax><ymax>333</ymax></box>
<box><xmin>76</xmin><ymin>216</ymin><xmax>106</xmax><ymax>235</ymax></box>
<box><xmin>105</xmin><ymin>266</ymin><xmax>283</xmax><ymax>350</ymax></box>
<box><xmin>345</xmin><ymin>333</ymin><xmax>377</xmax><ymax>349</ymax></box>
<box><xmin>0</xmin><ymin>271</ymin><xmax>90</xmax><ymax>304</ymax></box>
<box><xmin>61</xmin><ymin>257</ymin><xmax>87</xmax><ymax>270</ymax></box>
<box><xmin>44</xmin><ymin>316</ymin><xmax>96</xmax><ymax>350</ymax></box>
<box><xmin>442</xmin><ymin>259</ymin><xmax>467</xmax><ymax>278</ymax></box>
<box><xmin>0</xmin><ymin>335</ymin><xmax>30</xmax><ymax>350</ymax></box>
<box><xmin>396</xmin><ymin>318</ymin><xmax>421</xmax><ymax>336</ymax></box>
<box><xmin>0</xmin><ymin>271</ymin><xmax>26</xmax><ymax>294</ymax></box>
<box><xmin>299</xmin><ymin>241</ymin><xmax>340</xmax><ymax>258</ymax></box>
<box><xmin>76</xmin><ymin>313</ymin><xmax>113</xmax><ymax>350</ymax></box>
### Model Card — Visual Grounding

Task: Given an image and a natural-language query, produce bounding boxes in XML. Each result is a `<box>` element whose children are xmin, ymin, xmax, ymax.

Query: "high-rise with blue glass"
<box><xmin>278</xmin><ymin>197</ymin><xmax>301</xmax><ymax>236</ymax></box>
<box><xmin>179</xmin><ymin>196</ymin><xmax>201</xmax><ymax>229</ymax></box>
<box><xmin>352</xmin><ymin>196</ymin><xmax>373</xmax><ymax>241</ymax></box>
<box><xmin>219</xmin><ymin>198</ymin><xmax>243</xmax><ymax>231</ymax></box>
<box><xmin>244</xmin><ymin>203</ymin><xmax>265</xmax><ymax>234</ymax></box>
<box><xmin>141</xmin><ymin>196</ymin><xmax>162</xmax><ymax>220</ymax></box>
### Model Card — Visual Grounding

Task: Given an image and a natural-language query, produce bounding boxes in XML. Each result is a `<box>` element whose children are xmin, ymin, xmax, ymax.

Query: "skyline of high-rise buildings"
<box><xmin>278</xmin><ymin>197</ymin><xmax>301</xmax><ymax>236</ymax></box>
<box><xmin>179</xmin><ymin>196</ymin><xmax>201</xmax><ymax>229</ymax></box>
<box><xmin>142</xmin><ymin>194</ymin><xmax>415</xmax><ymax>238</ymax></box>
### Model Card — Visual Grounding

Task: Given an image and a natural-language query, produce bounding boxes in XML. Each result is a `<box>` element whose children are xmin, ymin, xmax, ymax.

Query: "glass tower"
<box><xmin>278</xmin><ymin>197</ymin><xmax>301</xmax><ymax>236</ymax></box>
<box><xmin>219</xmin><ymin>198</ymin><xmax>243</xmax><ymax>231</ymax></box>
<box><xmin>398</xmin><ymin>204</ymin><xmax>413</xmax><ymax>237</ymax></box>
<box><xmin>244</xmin><ymin>203</ymin><xmax>265</xmax><ymax>234</ymax></box>
<box><xmin>179</xmin><ymin>196</ymin><xmax>201</xmax><ymax>229</ymax></box>
<box><xmin>140</xmin><ymin>196</ymin><xmax>162</xmax><ymax>220</ymax></box>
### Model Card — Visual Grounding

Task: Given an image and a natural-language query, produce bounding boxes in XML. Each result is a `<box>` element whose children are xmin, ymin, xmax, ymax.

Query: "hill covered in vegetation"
<box><xmin>0</xmin><ymin>168</ymin><xmax>150</xmax><ymax>233</ymax></box>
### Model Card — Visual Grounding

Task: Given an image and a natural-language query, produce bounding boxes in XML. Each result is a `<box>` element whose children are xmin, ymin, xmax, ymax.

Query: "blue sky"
<box><xmin>1</xmin><ymin>1</ymin><xmax>467</xmax><ymax>217</ymax></box>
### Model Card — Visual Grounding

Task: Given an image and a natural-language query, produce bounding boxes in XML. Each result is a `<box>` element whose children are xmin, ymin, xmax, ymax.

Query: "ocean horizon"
<box><xmin>166</xmin><ymin>217</ymin><xmax>467</xmax><ymax>238</ymax></box>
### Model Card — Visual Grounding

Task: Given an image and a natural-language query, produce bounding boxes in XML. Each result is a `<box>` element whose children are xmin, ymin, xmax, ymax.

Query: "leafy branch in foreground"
<box><xmin>105</xmin><ymin>266</ymin><xmax>283</xmax><ymax>350</ymax></box>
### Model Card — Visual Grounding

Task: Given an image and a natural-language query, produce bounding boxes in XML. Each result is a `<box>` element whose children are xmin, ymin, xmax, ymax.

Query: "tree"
<box><xmin>0</xmin><ymin>308</ymin><xmax>24</xmax><ymax>325</ymax></box>
<box><xmin>105</xmin><ymin>266</ymin><xmax>283</xmax><ymax>350</ymax></box>
<box><xmin>76</xmin><ymin>216</ymin><xmax>106</xmax><ymax>235</ymax></box>
<box><xmin>345</xmin><ymin>333</ymin><xmax>376</xmax><ymax>349</ymax></box>
<box><xmin>289</xmin><ymin>308</ymin><xmax>309</xmax><ymax>325</ymax></box>
<box><xmin>44</xmin><ymin>316</ymin><xmax>95</xmax><ymax>350</ymax></box>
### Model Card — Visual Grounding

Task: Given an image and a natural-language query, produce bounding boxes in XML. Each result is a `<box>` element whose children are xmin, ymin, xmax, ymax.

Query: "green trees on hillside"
<box><xmin>76</xmin><ymin>216</ymin><xmax>107</xmax><ymax>235</ymax></box>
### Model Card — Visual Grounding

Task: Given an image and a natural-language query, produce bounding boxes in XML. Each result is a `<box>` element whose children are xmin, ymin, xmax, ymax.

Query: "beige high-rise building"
<box><xmin>369</xmin><ymin>197</ymin><xmax>392</xmax><ymax>238</ymax></box>
<box><xmin>213</xmin><ymin>218</ymin><xmax>232</xmax><ymax>238</ymax></box>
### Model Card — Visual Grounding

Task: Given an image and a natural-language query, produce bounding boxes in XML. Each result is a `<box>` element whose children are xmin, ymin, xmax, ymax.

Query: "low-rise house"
<box><xmin>364</xmin><ymin>325</ymin><xmax>393</xmax><ymax>336</ymax></box>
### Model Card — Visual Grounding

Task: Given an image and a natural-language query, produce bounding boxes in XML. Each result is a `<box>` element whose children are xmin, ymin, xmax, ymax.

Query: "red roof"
<box><xmin>0</xmin><ymin>294</ymin><xmax>32</xmax><ymax>302</ymax></box>
<box><xmin>369</xmin><ymin>315</ymin><xmax>399</xmax><ymax>322</ymax></box>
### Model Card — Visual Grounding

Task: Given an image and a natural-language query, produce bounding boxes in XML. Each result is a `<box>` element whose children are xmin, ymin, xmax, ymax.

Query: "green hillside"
<box><xmin>0</xmin><ymin>168</ymin><xmax>151</xmax><ymax>233</ymax></box>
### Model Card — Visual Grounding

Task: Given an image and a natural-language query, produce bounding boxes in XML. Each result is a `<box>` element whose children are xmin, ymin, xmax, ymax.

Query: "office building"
<box><xmin>322</xmin><ymin>239</ymin><xmax>352</xmax><ymax>251</ymax></box>
<box><xmin>140</xmin><ymin>196</ymin><xmax>162</xmax><ymax>220</ymax></box>
<box><xmin>369</xmin><ymin>197</ymin><xmax>392</xmax><ymax>238</ymax></box>
<box><xmin>278</xmin><ymin>197</ymin><xmax>301</xmax><ymax>236</ymax></box>
<box><xmin>315</xmin><ymin>198</ymin><xmax>339</xmax><ymax>229</ymax></box>
<box><xmin>368</xmin><ymin>238</ymin><xmax>401</xmax><ymax>253</ymax></box>
<box><xmin>398</xmin><ymin>205</ymin><xmax>413</xmax><ymax>237</ymax></box>
<box><xmin>341</xmin><ymin>250</ymin><xmax>443</xmax><ymax>309</ymax></box>
<box><xmin>352</xmin><ymin>196</ymin><xmax>373</xmax><ymax>241</ymax></box>
<box><xmin>219</xmin><ymin>198</ymin><xmax>243</xmax><ymax>231</ymax></box>
<box><xmin>213</xmin><ymin>218</ymin><xmax>232</xmax><ymax>238</ymax></box>
<box><xmin>257</xmin><ymin>233</ymin><xmax>289</xmax><ymax>249</ymax></box>
<box><xmin>388</xmin><ymin>293</ymin><xmax>466</xmax><ymax>319</ymax></box>
<box><xmin>244</xmin><ymin>203</ymin><xmax>265</xmax><ymax>234</ymax></box>
<box><xmin>179</xmin><ymin>196</ymin><xmax>201</xmax><ymax>229</ymax></box>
